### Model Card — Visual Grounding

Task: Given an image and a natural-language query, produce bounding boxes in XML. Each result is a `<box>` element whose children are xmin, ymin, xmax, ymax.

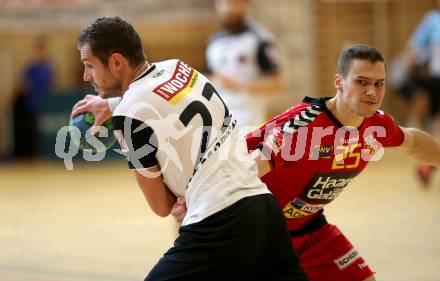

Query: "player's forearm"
<box><xmin>134</xmin><ymin>169</ymin><xmax>177</xmax><ymax>217</ymax></box>
<box><xmin>244</xmin><ymin>74</ymin><xmax>284</xmax><ymax>95</ymax></box>
<box><xmin>140</xmin><ymin>184</ymin><xmax>176</xmax><ymax>217</ymax></box>
<box><xmin>153</xmin><ymin>188</ymin><xmax>177</xmax><ymax>217</ymax></box>
<box><xmin>404</xmin><ymin>128</ymin><xmax>440</xmax><ymax>166</ymax></box>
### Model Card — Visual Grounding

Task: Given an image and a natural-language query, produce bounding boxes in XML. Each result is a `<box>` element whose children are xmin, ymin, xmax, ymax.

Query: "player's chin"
<box><xmin>93</xmin><ymin>88</ymin><xmax>105</xmax><ymax>98</ymax></box>
<box><xmin>362</xmin><ymin>108</ymin><xmax>378</xmax><ymax>118</ymax></box>
<box><xmin>97</xmin><ymin>90</ymin><xmax>111</xmax><ymax>99</ymax></box>
<box><xmin>361</xmin><ymin>103</ymin><xmax>380</xmax><ymax>116</ymax></box>
<box><xmin>102</xmin><ymin>90</ymin><xmax>122</xmax><ymax>99</ymax></box>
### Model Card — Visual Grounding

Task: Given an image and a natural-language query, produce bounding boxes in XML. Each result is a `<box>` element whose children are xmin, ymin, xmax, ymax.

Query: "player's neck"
<box><xmin>122</xmin><ymin>61</ymin><xmax>149</xmax><ymax>93</ymax></box>
<box><xmin>131</xmin><ymin>61</ymin><xmax>150</xmax><ymax>83</ymax></box>
<box><xmin>326</xmin><ymin>97</ymin><xmax>364</xmax><ymax>128</ymax></box>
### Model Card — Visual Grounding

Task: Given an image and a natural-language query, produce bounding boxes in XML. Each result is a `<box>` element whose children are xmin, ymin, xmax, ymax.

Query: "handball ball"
<box><xmin>69</xmin><ymin>112</ymin><xmax>116</xmax><ymax>151</ymax></box>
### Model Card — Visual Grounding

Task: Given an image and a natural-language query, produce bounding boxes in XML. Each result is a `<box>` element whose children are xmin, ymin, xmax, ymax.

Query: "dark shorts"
<box><xmin>429</xmin><ymin>77</ymin><xmax>440</xmax><ymax>116</ymax></box>
<box><xmin>397</xmin><ymin>72</ymin><xmax>429</xmax><ymax>100</ymax></box>
<box><xmin>145</xmin><ymin>194</ymin><xmax>308</xmax><ymax>281</ymax></box>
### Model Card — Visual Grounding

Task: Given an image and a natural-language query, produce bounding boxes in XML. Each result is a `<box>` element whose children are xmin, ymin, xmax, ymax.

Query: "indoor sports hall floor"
<box><xmin>1</xmin><ymin>150</ymin><xmax>439</xmax><ymax>281</ymax></box>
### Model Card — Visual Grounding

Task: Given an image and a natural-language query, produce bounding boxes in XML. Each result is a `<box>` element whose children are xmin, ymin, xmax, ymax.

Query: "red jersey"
<box><xmin>246</xmin><ymin>97</ymin><xmax>404</xmax><ymax>231</ymax></box>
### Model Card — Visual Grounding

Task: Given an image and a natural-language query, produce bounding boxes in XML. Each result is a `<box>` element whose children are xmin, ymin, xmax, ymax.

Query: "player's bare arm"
<box><xmin>214</xmin><ymin>72</ymin><xmax>283</xmax><ymax>95</ymax></box>
<box><xmin>134</xmin><ymin>166</ymin><xmax>177</xmax><ymax>217</ymax></box>
<box><xmin>245</xmin><ymin>72</ymin><xmax>284</xmax><ymax>94</ymax></box>
<box><xmin>399</xmin><ymin>126</ymin><xmax>440</xmax><ymax>166</ymax></box>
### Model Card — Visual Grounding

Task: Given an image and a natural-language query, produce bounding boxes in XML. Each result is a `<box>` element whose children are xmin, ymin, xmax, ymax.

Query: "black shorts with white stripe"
<box><xmin>144</xmin><ymin>193</ymin><xmax>308</xmax><ymax>281</ymax></box>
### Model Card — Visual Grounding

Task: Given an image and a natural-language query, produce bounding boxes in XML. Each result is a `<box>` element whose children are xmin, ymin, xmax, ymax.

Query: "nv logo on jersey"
<box><xmin>311</xmin><ymin>145</ymin><xmax>332</xmax><ymax>159</ymax></box>
<box><xmin>153</xmin><ymin>60</ymin><xmax>199</xmax><ymax>105</ymax></box>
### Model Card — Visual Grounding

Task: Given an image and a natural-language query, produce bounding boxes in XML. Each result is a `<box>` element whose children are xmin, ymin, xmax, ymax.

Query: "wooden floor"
<box><xmin>0</xmin><ymin>150</ymin><xmax>439</xmax><ymax>281</ymax></box>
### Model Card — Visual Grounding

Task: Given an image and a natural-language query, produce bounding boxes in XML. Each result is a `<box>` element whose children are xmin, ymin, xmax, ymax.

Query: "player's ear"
<box><xmin>334</xmin><ymin>73</ymin><xmax>343</xmax><ymax>91</ymax></box>
<box><xmin>108</xmin><ymin>53</ymin><xmax>125</xmax><ymax>71</ymax></box>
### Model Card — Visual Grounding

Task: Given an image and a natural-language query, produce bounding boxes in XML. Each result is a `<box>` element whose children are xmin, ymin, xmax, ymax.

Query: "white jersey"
<box><xmin>206</xmin><ymin>23</ymin><xmax>279</xmax><ymax>129</ymax></box>
<box><xmin>113</xmin><ymin>59</ymin><xmax>269</xmax><ymax>225</ymax></box>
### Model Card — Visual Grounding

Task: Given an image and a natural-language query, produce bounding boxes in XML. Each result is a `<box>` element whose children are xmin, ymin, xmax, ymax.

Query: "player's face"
<box><xmin>215</xmin><ymin>0</ymin><xmax>249</xmax><ymax>25</ymax></box>
<box><xmin>80</xmin><ymin>44</ymin><xmax>122</xmax><ymax>99</ymax></box>
<box><xmin>335</xmin><ymin>59</ymin><xmax>386</xmax><ymax>118</ymax></box>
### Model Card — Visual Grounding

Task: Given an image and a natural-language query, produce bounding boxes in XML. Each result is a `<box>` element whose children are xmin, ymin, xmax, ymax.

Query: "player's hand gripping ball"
<box><xmin>69</xmin><ymin>112</ymin><xmax>116</xmax><ymax>152</ymax></box>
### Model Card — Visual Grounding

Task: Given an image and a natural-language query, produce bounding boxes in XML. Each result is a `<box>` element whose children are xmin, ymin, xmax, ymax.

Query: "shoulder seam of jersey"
<box><xmin>281</xmin><ymin>104</ymin><xmax>323</xmax><ymax>134</ymax></box>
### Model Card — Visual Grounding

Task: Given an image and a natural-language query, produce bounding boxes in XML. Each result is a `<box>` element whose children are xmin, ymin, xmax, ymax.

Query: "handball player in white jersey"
<box><xmin>72</xmin><ymin>16</ymin><xmax>308</xmax><ymax>281</ymax></box>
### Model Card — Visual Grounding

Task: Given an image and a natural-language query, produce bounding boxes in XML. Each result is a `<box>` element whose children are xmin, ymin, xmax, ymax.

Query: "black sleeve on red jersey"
<box><xmin>112</xmin><ymin>115</ymin><xmax>159</xmax><ymax>169</ymax></box>
<box><xmin>257</xmin><ymin>40</ymin><xmax>279</xmax><ymax>74</ymax></box>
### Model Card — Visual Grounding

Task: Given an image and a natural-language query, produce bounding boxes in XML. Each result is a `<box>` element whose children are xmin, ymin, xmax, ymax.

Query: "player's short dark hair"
<box><xmin>77</xmin><ymin>16</ymin><xmax>146</xmax><ymax>67</ymax></box>
<box><xmin>337</xmin><ymin>44</ymin><xmax>384</xmax><ymax>77</ymax></box>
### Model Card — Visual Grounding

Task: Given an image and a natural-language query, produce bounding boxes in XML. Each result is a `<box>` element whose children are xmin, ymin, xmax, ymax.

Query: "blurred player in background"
<box><xmin>206</xmin><ymin>0</ymin><xmax>283</xmax><ymax>131</ymax></box>
<box><xmin>71</xmin><ymin>16</ymin><xmax>308</xmax><ymax>281</ymax></box>
<box><xmin>173</xmin><ymin>44</ymin><xmax>440</xmax><ymax>281</ymax></box>
<box><xmin>389</xmin><ymin>49</ymin><xmax>430</xmax><ymax>130</ymax></box>
<box><xmin>8</xmin><ymin>36</ymin><xmax>54</xmax><ymax>159</ymax></box>
<box><xmin>391</xmin><ymin>1</ymin><xmax>440</xmax><ymax>186</ymax></box>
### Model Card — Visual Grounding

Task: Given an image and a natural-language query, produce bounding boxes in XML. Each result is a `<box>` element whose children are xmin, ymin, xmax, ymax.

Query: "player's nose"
<box><xmin>83</xmin><ymin>70</ymin><xmax>92</xmax><ymax>82</ymax></box>
<box><xmin>365</xmin><ymin>85</ymin><xmax>376</xmax><ymax>97</ymax></box>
